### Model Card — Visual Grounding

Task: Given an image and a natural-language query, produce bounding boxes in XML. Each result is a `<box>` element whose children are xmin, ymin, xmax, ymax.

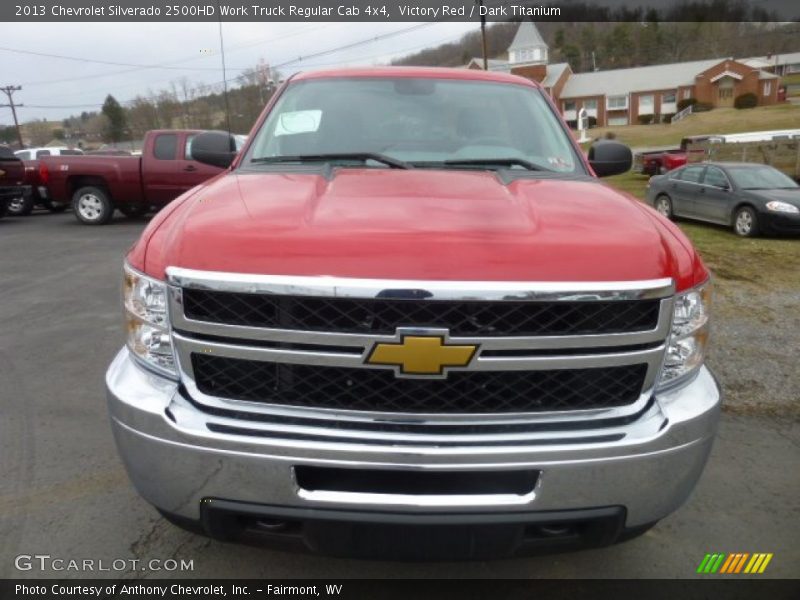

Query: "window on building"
<box><xmin>153</xmin><ymin>134</ymin><xmax>178</xmax><ymax>160</ymax></box>
<box><xmin>533</xmin><ymin>48</ymin><xmax>541</xmax><ymax>61</ymax></box>
<box><xmin>763</xmin><ymin>81</ymin><xmax>772</xmax><ymax>96</ymax></box>
<box><xmin>662</xmin><ymin>92</ymin><xmax>676</xmax><ymax>104</ymax></box>
<box><xmin>682</xmin><ymin>88</ymin><xmax>692</xmax><ymax>99</ymax></box>
<box><xmin>607</xmin><ymin>95</ymin><xmax>628</xmax><ymax>110</ymax></box>
<box><xmin>563</xmin><ymin>100</ymin><xmax>576</xmax><ymax>111</ymax></box>
<box><xmin>639</xmin><ymin>95</ymin><xmax>654</xmax><ymax>110</ymax></box>
<box><xmin>583</xmin><ymin>99</ymin><xmax>598</xmax><ymax>110</ymax></box>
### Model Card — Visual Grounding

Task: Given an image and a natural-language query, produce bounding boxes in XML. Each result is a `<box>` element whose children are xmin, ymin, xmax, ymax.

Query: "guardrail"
<box><xmin>687</xmin><ymin>139</ymin><xmax>800</xmax><ymax>179</ymax></box>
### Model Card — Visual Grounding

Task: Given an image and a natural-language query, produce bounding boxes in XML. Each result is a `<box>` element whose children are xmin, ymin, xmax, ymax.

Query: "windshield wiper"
<box><xmin>440</xmin><ymin>157</ymin><xmax>552</xmax><ymax>171</ymax></box>
<box><xmin>251</xmin><ymin>153</ymin><xmax>412</xmax><ymax>169</ymax></box>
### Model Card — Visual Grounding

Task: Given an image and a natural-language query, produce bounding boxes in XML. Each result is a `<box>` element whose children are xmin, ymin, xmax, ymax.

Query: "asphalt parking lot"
<box><xmin>1</xmin><ymin>211</ymin><xmax>798</xmax><ymax>579</ymax></box>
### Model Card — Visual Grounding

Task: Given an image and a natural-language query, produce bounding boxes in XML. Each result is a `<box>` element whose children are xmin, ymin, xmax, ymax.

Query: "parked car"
<box><xmin>39</xmin><ymin>130</ymin><xmax>230</xmax><ymax>225</ymax></box>
<box><xmin>107</xmin><ymin>67</ymin><xmax>720</xmax><ymax>559</ymax></box>
<box><xmin>0</xmin><ymin>145</ymin><xmax>27</xmax><ymax>219</ymax></box>
<box><xmin>646</xmin><ymin>162</ymin><xmax>800</xmax><ymax>236</ymax></box>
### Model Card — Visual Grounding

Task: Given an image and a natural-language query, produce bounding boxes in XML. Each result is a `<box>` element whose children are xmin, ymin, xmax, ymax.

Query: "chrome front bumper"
<box><xmin>106</xmin><ymin>348</ymin><xmax>721</xmax><ymax>528</ymax></box>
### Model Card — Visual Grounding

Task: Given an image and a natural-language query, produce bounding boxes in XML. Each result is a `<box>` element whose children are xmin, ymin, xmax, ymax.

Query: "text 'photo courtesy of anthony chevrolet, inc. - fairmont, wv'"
<box><xmin>0</xmin><ymin>0</ymin><xmax>799</xmax><ymax>599</ymax></box>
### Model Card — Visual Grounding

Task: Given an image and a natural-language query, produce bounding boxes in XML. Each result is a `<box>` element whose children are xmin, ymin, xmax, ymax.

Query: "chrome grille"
<box><xmin>182</xmin><ymin>289</ymin><xmax>660</xmax><ymax>336</ymax></box>
<box><xmin>166</xmin><ymin>268</ymin><xmax>673</xmax><ymax>443</ymax></box>
<box><xmin>192</xmin><ymin>354</ymin><xmax>648</xmax><ymax>413</ymax></box>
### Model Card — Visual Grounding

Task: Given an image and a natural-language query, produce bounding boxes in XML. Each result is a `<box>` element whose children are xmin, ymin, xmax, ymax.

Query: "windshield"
<box><xmin>244</xmin><ymin>77</ymin><xmax>581</xmax><ymax>173</ymax></box>
<box><xmin>727</xmin><ymin>166</ymin><xmax>799</xmax><ymax>190</ymax></box>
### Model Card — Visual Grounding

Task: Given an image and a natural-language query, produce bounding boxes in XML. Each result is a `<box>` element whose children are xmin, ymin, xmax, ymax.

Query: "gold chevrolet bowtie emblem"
<box><xmin>366</xmin><ymin>335</ymin><xmax>478</xmax><ymax>376</ymax></box>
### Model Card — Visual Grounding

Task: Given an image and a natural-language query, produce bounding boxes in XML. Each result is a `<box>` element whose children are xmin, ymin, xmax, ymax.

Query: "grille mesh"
<box><xmin>182</xmin><ymin>290</ymin><xmax>660</xmax><ymax>336</ymax></box>
<box><xmin>191</xmin><ymin>354</ymin><xmax>647</xmax><ymax>414</ymax></box>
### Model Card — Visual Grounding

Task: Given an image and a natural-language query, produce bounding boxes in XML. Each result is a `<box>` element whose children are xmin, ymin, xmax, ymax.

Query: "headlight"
<box><xmin>658</xmin><ymin>281</ymin><xmax>712</xmax><ymax>390</ymax></box>
<box><xmin>765</xmin><ymin>201</ymin><xmax>799</xmax><ymax>214</ymax></box>
<box><xmin>123</xmin><ymin>263</ymin><xmax>177</xmax><ymax>378</ymax></box>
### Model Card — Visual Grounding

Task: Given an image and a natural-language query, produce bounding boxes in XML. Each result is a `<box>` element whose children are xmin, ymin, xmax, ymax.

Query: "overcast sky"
<box><xmin>0</xmin><ymin>21</ymin><xmax>477</xmax><ymax>126</ymax></box>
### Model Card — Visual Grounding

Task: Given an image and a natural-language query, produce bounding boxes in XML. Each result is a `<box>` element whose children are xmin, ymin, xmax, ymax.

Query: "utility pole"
<box><xmin>476</xmin><ymin>0</ymin><xmax>488</xmax><ymax>70</ymax></box>
<box><xmin>0</xmin><ymin>85</ymin><xmax>24</xmax><ymax>148</ymax></box>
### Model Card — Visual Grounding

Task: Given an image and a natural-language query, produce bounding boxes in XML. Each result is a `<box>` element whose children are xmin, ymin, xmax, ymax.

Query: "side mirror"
<box><xmin>190</xmin><ymin>131</ymin><xmax>237</xmax><ymax>169</ymax></box>
<box><xmin>588</xmin><ymin>140</ymin><xmax>633</xmax><ymax>177</ymax></box>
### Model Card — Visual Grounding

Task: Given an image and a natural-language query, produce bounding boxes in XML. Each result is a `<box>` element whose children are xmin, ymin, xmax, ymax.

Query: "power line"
<box><xmin>0</xmin><ymin>86</ymin><xmax>24</xmax><ymax>147</ymax></box>
<box><xmin>17</xmin><ymin>24</ymin><xmax>334</xmax><ymax>87</ymax></box>
<box><xmin>0</xmin><ymin>45</ymin><xmax>224</xmax><ymax>72</ymax></box>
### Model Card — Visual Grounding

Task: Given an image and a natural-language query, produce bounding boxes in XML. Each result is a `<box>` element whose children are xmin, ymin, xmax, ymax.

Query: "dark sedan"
<box><xmin>645</xmin><ymin>162</ymin><xmax>800</xmax><ymax>237</ymax></box>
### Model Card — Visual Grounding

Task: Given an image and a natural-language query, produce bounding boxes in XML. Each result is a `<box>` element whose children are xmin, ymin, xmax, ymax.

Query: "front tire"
<box><xmin>7</xmin><ymin>194</ymin><xmax>34</xmax><ymax>216</ymax></box>
<box><xmin>654</xmin><ymin>194</ymin><xmax>673</xmax><ymax>220</ymax></box>
<box><xmin>733</xmin><ymin>206</ymin><xmax>759</xmax><ymax>237</ymax></box>
<box><xmin>73</xmin><ymin>186</ymin><xmax>114</xmax><ymax>225</ymax></box>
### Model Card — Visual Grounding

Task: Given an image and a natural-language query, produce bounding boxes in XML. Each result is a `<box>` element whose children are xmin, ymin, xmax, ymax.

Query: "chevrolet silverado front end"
<box><xmin>106</xmin><ymin>67</ymin><xmax>720</xmax><ymax>559</ymax></box>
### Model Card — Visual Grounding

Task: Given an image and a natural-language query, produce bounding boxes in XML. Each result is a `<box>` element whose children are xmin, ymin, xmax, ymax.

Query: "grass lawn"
<box><xmin>585</xmin><ymin>103</ymin><xmax>800</xmax><ymax>149</ymax></box>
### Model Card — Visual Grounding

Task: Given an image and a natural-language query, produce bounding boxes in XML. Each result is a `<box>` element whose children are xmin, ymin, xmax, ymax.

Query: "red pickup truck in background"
<box><xmin>636</xmin><ymin>135</ymin><xmax>721</xmax><ymax>176</ymax></box>
<box><xmin>40</xmin><ymin>129</ymin><xmax>227</xmax><ymax>225</ymax></box>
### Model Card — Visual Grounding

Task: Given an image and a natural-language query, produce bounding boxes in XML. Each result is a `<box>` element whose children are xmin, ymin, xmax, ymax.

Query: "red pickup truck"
<box><xmin>636</xmin><ymin>135</ymin><xmax>722</xmax><ymax>176</ymax></box>
<box><xmin>107</xmin><ymin>67</ymin><xmax>720</xmax><ymax>559</ymax></box>
<box><xmin>40</xmin><ymin>130</ymin><xmax>226</xmax><ymax>224</ymax></box>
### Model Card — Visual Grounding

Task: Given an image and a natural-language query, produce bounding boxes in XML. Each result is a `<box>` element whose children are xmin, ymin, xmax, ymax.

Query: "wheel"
<box><xmin>43</xmin><ymin>200</ymin><xmax>68</xmax><ymax>213</ymax></box>
<box><xmin>117</xmin><ymin>204</ymin><xmax>149</xmax><ymax>218</ymax></box>
<box><xmin>733</xmin><ymin>206</ymin><xmax>759</xmax><ymax>237</ymax></box>
<box><xmin>654</xmin><ymin>194</ymin><xmax>673</xmax><ymax>219</ymax></box>
<box><xmin>7</xmin><ymin>194</ymin><xmax>34</xmax><ymax>216</ymax></box>
<box><xmin>72</xmin><ymin>186</ymin><xmax>114</xmax><ymax>225</ymax></box>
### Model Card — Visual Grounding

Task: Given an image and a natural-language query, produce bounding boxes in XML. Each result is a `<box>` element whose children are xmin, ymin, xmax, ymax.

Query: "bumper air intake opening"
<box><xmin>294</xmin><ymin>466</ymin><xmax>539</xmax><ymax>496</ymax></box>
<box><xmin>199</xmin><ymin>499</ymin><xmax>627</xmax><ymax>559</ymax></box>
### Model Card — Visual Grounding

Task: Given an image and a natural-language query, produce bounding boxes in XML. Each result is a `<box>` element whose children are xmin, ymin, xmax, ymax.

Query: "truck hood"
<box><xmin>144</xmin><ymin>168</ymin><xmax>697</xmax><ymax>287</ymax></box>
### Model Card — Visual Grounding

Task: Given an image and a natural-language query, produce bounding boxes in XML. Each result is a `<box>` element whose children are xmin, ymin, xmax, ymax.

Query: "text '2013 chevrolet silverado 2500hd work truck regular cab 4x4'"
<box><xmin>38</xmin><ymin>130</ymin><xmax>230</xmax><ymax>225</ymax></box>
<box><xmin>107</xmin><ymin>67</ymin><xmax>720</xmax><ymax>560</ymax></box>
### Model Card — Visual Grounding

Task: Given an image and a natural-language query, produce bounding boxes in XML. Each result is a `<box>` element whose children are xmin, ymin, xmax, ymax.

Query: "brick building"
<box><xmin>468</xmin><ymin>21</ymin><xmax>794</xmax><ymax>127</ymax></box>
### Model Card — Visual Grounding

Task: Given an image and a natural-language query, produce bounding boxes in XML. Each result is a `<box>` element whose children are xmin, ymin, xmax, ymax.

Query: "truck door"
<box><xmin>142</xmin><ymin>132</ymin><xmax>183</xmax><ymax>206</ymax></box>
<box><xmin>695</xmin><ymin>165</ymin><xmax>734</xmax><ymax>224</ymax></box>
<box><xmin>177</xmin><ymin>133</ymin><xmax>223</xmax><ymax>193</ymax></box>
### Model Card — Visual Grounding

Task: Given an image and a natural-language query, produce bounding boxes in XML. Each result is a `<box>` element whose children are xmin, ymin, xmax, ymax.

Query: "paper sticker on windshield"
<box><xmin>548</xmin><ymin>156</ymin><xmax>572</xmax><ymax>169</ymax></box>
<box><xmin>275</xmin><ymin>110</ymin><xmax>322</xmax><ymax>136</ymax></box>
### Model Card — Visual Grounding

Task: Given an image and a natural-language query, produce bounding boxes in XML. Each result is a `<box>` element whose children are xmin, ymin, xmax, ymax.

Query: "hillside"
<box><xmin>585</xmin><ymin>104</ymin><xmax>800</xmax><ymax>149</ymax></box>
<box><xmin>393</xmin><ymin>20</ymin><xmax>800</xmax><ymax>74</ymax></box>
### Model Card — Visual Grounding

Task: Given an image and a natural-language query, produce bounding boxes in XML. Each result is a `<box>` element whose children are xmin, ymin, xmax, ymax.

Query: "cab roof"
<box><xmin>291</xmin><ymin>66</ymin><xmax>539</xmax><ymax>87</ymax></box>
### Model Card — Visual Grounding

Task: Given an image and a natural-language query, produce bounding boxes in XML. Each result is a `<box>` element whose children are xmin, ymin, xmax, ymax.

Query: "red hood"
<box><xmin>137</xmin><ymin>169</ymin><xmax>702</xmax><ymax>290</ymax></box>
